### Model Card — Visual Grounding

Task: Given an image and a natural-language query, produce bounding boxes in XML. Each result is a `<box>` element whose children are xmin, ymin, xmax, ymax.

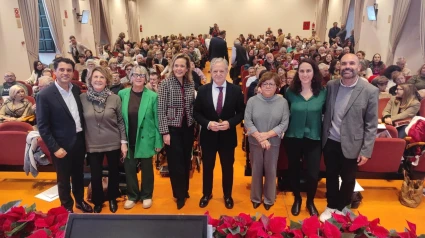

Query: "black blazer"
<box><xmin>208</xmin><ymin>37</ymin><xmax>229</xmax><ymax>61</ymax></box>
<box><xmin>36</xmin><ymin>83</ymin><xmax>85</xmax><ymax>154</ymax></box>
<box><xmin>194</xmin><ymin>82</ymin><xmax>245</xmax><ymax>149</ymax></box>
<box><xmin>154</xmin><ymin>58</ymin><xmax>168</xmax><ymax>67</ymax></box>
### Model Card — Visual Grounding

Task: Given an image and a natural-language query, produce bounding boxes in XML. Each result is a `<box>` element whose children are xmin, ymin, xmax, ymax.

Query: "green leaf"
<box><xmin>59</xmin><ymin>226</ymin><xmax>66</xmax><ymax>231</ymax></box>
<box><xmin>417</xmin><ymin>235</ymin><xmax>425</xmax><ymax>238</ymax></box>
<box><xmin>25</xmin><ymin>203</ymin><xmax>36</xmax><ymax>213</ymax></box>
<box><xmin>229</xmin><ymin>226</ymin><xmax>240</xmax><ymax>235</ymax></box>
<box><xmin>5</xmin><ymin>222</ymin><xmax>28</xmax><ymax>236</ymax></box>
<box><xmin>341</xmin><ymin>233</ymin><xmax>356</xmax><ymax>238</ymax></box>
<box><xmin>43</xmin><ymin>228</ymin><xmax>52</xmax><ymax>236</ymax></box>
<box><xmin>0</xmin><ymin>200</ymin><xmax>22</xmax><ymax>214</ymax></box>
<box><xmin>289</xmin><ymin>220</ymin><xmax>302</xmax><ymax>230</ymax></box>
<box><xmin>363</xmin><ymin>230</ymin><xmax>375</xmax><ymax>238</ymax></box>
<box><xmin>327</xmin><ymin>217</ymin><xmax>343</xmax><ymax>230</ymax></box>
<box><xmin>389</xmin><ymin>229</ymin><xmax>399</xmax><ymax>237</ymax></box>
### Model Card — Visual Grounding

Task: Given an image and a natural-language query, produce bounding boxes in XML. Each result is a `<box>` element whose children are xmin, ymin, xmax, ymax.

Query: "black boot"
<box><xmin>291</xmin><ymin>197</ymin><xmax>302</xmax><ymax>216</ymax></box>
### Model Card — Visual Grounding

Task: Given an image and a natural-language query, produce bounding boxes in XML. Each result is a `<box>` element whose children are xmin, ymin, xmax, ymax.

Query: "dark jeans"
<box><xmin>52</xmin><ymin>132</ymin><xmax>85</xmax><ymax>210</ymax></box>
<box><xmin>397</xmin><ymin>125</ymin><xmax>407</xmax><ymax>138</ymax></box>
<box><xmin>202</xmin><ymin>145</ymin><xmax>235</xmax><ymax>198</ymax></box>
<box><xmin>166</xmin><ymin>124</ymin><xmax>194</xmax><ymax>201</ymax></box>
<box><xmin>284</xmin><ymin>137</ymin><xmax>321</xmax><ymax>202</ymax></box>
<box><xmin>87</xmin><ymin>149</ymin><xmax>121</xmax><ymax>205</ymax></box>
<box><xmin>124</xmin><ymin>146</ymin><xmax>154</xmax><ymax>201</ymax></box>
<box><xmin>323</xmin><ymin>139</ymin><xmax>358</xmax><ymax>210</ymax></box>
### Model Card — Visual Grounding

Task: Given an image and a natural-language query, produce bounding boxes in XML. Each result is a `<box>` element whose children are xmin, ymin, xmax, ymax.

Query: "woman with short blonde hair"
<box><xmin>0</xmin><ymin>85</ymin><xmax>33</xmax><ymax>122</ymax></box>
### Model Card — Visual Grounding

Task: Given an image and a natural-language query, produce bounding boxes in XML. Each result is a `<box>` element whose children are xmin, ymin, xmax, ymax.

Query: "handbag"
<box><xmin>399</xmin><ymin>171</ymin><xmax>424</xmax><ymax>208</ymax></box>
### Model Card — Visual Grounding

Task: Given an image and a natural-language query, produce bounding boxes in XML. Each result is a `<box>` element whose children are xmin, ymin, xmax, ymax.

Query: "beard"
<box><xmin>341</xmin><ymin>68</ymin><xmax>356</xmax><ymax>78</ymax></box>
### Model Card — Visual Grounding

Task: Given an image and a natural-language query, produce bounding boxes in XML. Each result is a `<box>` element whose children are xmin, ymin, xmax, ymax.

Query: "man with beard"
<box><xmin>263</xmin><ymin>53</ymin><xmax>280</xmax><ymax>71</ymax></box>
<box><xmin>0</xmin><ymin>72</ymin><xmax>27</xmax><ymax>97</ymax></box>
<box><xmin>319</xmin><ymin>54</ymin><xmax>378</xmax><ymax>222</ymax></box>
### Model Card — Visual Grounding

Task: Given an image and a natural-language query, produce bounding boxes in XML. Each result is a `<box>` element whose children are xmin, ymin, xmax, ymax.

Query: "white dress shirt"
<box><xmin>212</xmin><ymin>81</ymin><xmax>227</xmax><ymax>110</ymax></box>
<box><xmin>55</xmin><ymin>82</ymin><xmax>82</xmax><ymax>133</ymax></box>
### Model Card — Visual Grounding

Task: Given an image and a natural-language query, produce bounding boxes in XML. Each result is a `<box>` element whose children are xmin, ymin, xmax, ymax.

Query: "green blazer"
<box><xmin>118</xmin><ymin>87</ymin><xmax>163</xmax><ymax>159</ymax></box>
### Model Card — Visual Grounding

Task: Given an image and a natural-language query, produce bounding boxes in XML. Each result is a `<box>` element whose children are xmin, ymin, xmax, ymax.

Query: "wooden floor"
<box><xmin>1</xmin><ymin>59</ymin><xmax>425</xmax><ymax>233</ymax></box>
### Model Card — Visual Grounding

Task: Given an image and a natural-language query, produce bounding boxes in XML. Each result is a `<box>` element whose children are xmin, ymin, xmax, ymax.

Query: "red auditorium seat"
<box><xmin>0</xmin><ymin>131</ymin><xmax>27</xmax><ymax>166</ymax></box>
<box><xmin>378</xmin><ymin>98</ymin><xmax>390</xmax><ymax>117</ymax></box>
<box><xmin>358</xmin><ymin>138</ymin><xmax>406</xmax><ymax>173</ymax></box>
<box><xmin>0</xmin><ymin>121</ymin><xmax>33</xmax><ymax>132</ymax></box>
<box><xmin>17</xmin><ymin>81</ymin><xmax>33</xmax><ymax>96</ymax></box>
<box><xmin>419</xmin><ymin>98</ymin><xmax>425</xmax><ymax>117</ymax></box>
<box><xmin>25</xmin><ymin>96</ymin><xmax>36</xmax><ymax>105</ymax></box>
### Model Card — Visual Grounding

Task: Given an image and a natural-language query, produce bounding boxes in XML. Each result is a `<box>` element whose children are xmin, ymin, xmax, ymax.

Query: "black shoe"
<box><xmin>177</xmin><ymin>199</ymin><xmax>185</xmax><ymax>210</ymax></box>
<box><xmin>75</xmin><ymin>201</ymin><xmax>93</xmax><ymax>213</ymax></box>
<box><xmin>306</xmin><ymin>201</ymin><xmax>319</xmax><ymax>216</ymax></box>
<box><xmin>199</xmin><ymin>195</ymin><xmax>213</xmax><ymax>208</ymax></box>
<box><xmin>109</xmin><ymin>200</ymin><xmax>118</xmax><ymax>213</ymax></box>
<box><xmin>224</xmin><ymin>197</ymin><xmax>234</xmax><ymax>209</ymax></box>
<box><xmin>291</xmin><ymin>199</ymin><xmax>302</xmax><ymax>216</ymax></box>
<box><xmin>94</xmin><ymin>205</ymin><xmax>102</xmax><ymax>213</ymax></box>
<box><xmin>252</xmin><ymin>201</ymin><xmax>261</xmax><ymax>209</ymax></box>
<box><xmin>264</xmin><ymin>203</ymin><xmax>273</xmax><ymax>211</ymax></box>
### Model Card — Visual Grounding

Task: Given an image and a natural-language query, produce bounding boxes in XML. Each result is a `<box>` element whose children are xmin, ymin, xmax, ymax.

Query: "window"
<box><xmin>38</xmin><ymin>0</ymin><xmax>56</xmax><ymax>53</ymax></box>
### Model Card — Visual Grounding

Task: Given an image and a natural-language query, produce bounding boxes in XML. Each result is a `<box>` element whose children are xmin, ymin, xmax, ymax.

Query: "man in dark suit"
<box><xmin>319</xmin><ymin>53</ymin><xmax>378</xmax><ymax>222</ymax></box>
<box><xmin>36</xmin><ymin>57</ymin><xmax>93</xmax><ymax>213</ymax></box>
<box><xmin>154</xmin><ymin>50</ymin><xmax>168</xmax><ymax>67</ymax></box>
<box><xmin>194</xmin><ymin>58</ymin><xmax>245</xmax><ymax>209</ymax></box>
<box><xmin>209</xmin><ymin>30</ymin><xmax>229</xmax><ymax>62</ymax></box>
<box><xmin>328</xmin><ymin>22</ymin><xmax>341</xmax><ymax>45</ymax></box>
<box><xmin>230</xmin><ymin>39</ymin><xmax>248</xmax><ymax>86</ymax></box>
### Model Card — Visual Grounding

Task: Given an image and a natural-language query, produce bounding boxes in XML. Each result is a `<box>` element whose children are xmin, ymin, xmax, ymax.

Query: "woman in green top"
<box><xmin>284</xmin><ymin>59</ymin><xmax>326</xmax><ymax>217</ymax></box>
<box><xmin>118</xmin><ymin>66</ymin><xmax>163</xmax><ymax>210</ymax></box>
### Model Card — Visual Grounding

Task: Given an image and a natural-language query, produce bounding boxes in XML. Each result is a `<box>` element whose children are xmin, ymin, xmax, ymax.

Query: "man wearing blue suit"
<box><xmin>36</xmin><ymin>58</ymin><xmax>93</xmax><ymax>213</ymax></box>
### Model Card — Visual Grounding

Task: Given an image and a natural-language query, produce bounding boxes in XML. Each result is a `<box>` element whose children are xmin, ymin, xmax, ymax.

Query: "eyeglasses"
<box><xmin>262</xmin><ymin>83</ymin><xmax>276</xmax><ymax>87</ymax></box>
<box><xmin>132</xmin><ymin>73</ymin><xmax>146</xmax><ymax>78</ymax></box>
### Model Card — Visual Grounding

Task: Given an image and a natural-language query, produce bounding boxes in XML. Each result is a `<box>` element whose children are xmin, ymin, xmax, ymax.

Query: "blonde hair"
<box><xmin>9</xmin><ymin>85</ymin><xmax>27</xmax><ymax>101</ymax></box>
<box><xmin>168</xmin><ymin>53</ymin><xmax>192</xmax><ymax>82</ymax></box>
<box><xmin>129</xmin><ymin>65</ymin><xmax>150</xmax><ymax>83</ymax></box>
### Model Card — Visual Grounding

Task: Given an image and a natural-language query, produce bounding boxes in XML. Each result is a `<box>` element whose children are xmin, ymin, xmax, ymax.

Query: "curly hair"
<box><xmin>289</xmin><ymin>59</ymin><xmax>323</xmax><ymax>96</ymax></box>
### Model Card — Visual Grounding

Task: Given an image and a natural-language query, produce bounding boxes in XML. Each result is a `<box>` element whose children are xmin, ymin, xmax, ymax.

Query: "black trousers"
<box><xmin>87</xmin><ymin>149</ymin><xmax>121</xmax><ymax>206</ymax></box>
<box><xmin>284</xmin><ymin>137</ymin><xmax>321</xmax><ymax>201</ymax></box>
<box><xmin>231</xmin><ymin>66</ymin><xmax>242</xmax><ymax>86</ymax></box>
<box><xmin>323</xmin><ymin>139</ymin><xmax>358</xmax><ymax>210</ymax></box>
<box><xmin>202</xmin><ymin>144</ymin><xmax>235</xmax><ymax>198</ymax></box>
<box><xmin>52</xmin><ymin>132</ymin><xmax>86</xmax><ymax>209</ymax></box>
<box><xmin>166</xmin><ymin>124</ymin><xmax>194</xmax><ymax>201</ymax></box>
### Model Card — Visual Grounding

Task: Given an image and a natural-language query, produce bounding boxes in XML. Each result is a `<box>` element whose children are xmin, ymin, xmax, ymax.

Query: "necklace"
<box><xmin>92</xmin><ymin>100</ymin><xmax>106</xmax><ymax>133</ymax></box>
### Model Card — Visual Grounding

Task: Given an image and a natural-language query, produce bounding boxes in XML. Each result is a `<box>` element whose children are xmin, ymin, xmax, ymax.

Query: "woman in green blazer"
<box><xmin>118</xmin><ymin>65</ymin><xmax>163</xmax><ymax>210</ymax></box>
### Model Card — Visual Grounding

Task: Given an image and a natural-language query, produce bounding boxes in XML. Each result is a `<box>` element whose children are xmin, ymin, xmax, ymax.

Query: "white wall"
<box><xmin>393</xmin><ymin>0</ymin><xmax>423</xmax><ymax>73</ymax></box>
<box><xmin>357</xmin><ymin>0</ymin><xmax>394</xmax><ymax>63</ymax></box>
<box><xmin>137</xmin><ymin>0</ymin><xmax>317</xmax><ymax>46</ymax></box>
<box><xmin>0</xmin><ymin>1</ymin><xmax>32</xmax><ymax>84</ymax></box>
<box><xmin>109</xmin><ymin>0</ymin><xmax>129</xmax><ymax>44</ymax></box>
<box><xmin>325</xmin><ymin>0</ymin><xmax>343</xmax><ymax>42</ymax></box>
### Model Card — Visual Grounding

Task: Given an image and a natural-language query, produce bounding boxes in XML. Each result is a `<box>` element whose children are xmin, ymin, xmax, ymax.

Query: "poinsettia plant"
<box><xmin>0</xmin><ymin>200</ymin><xmax>69</xmax><ymax>238</ymax></box>
<box><xmin>206</xmin><ymin>209</ymin><xmax>425</xmax><ymax>238</ymax></box>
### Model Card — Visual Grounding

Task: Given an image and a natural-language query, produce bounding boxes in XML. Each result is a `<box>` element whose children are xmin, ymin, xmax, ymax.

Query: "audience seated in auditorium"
<box><xmin>382</xmin><ymin>83</ymin><xmax>420</xmax><ymax>138</ymax></box>
<box><xmin>110</xmin><ymin>72</ymin><xmax>125</xmax><ymax>94</ymax></box>
<box><xmin>0</xmin><ymin>85</ymin><xmax>33</xmax><ymax>122</ymax></box>
<box><xmin>369</xmin><ymin>53</ymin><xmax>386</xmax><ymax>75</ymax></box>
<box><xmin>371</xmin><ymin>76</ymin><xmax>391</xmax><ymax>99</ymax></box>
<box><xmin>264</xmin><ymin>53</ymin><xmax>280</xmax><ymax>71</ymax></box>
<box><xmin>329</xmin><ymin>59</ymin><xmax>341</xmax><ymax>80</ymax></box>
<box><xmin>26</xmin><ymin>60</ymin><xmax>44</xmax><ymax>86</ymax></box>
<box><xmin>0</xmin><ymin>72</ymin><xmax>28</xmax><ymax>97</ymax></box>
<box><xmin>382</xmin><ymin>65</ymin><xmax>402</xmax><ymax>92</ymax></box>
<box><xmin>318</xmin><ymin>63</ymin><xmax>330</xmax><ymax>86</ymax></box>
<box><xmin>81</xmin><ymin>59</ymin><xmax>96</xmax><ymax>84</ymax></box>
<box><xmin>358</xmin><ymin>59</ymin><xmax>373</xmax><ymax>79</ymax></box>
<box><xmin>389</xmin><ymin>71</ymin><xmax>406</xmax><ymax>96</ymax></box>
<box><xmin>75</xmin><ymin>55</ymin><xmax>87</xmax><ymax>79</ymax></box>
<box><xmin>407</xmin><ymin>63</ymin><xmax>425</xmax><ymax>90</ymax></box>
<box><xmin>396</xmin><ymin>57</ymin><xmax>412</xmax><ymax>76</ymax></box>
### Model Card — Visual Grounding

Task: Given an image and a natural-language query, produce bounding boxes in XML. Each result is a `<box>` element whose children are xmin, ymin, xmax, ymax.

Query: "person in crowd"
<box><xmin>371</xmin><ymin>76</ymin><xmax>391</xmax><ymax>99</ymax></box>
<box><xmin>0</xmin><ymin>85</ymin><xmax>33</xmax><ymax>122</ymax></box>
<box><xmin>264</xmin><ymin>53</ymin><xmax>280</xmax><ymax>72</ymax></box>
<box><xmin>209</xmin><ymin>30</ymin><xmax>229</xmax><ymax>62</ymax></box>
<box><xmin>244</xmin><ymin>71</ymin><xmax>289</xmax><ymax>210</ymax></box>
<box><xmin>309</xmin><ymin>30</ymin><xmax>320</xmax><ymax>42</ymax></box>
<box><xmin>85</xmin><ymin>49</ymin><xmax>94</xmax><ymax>60</ymax></box>
<box><xmin>99</xmin><ymin>59</ymin><xmax>108</xmax><ymax>68</ymax></box>
<box><xmin>37</xmin><ymin>57</ymin><xmax>93</xmax><ymax>213</ymax></box>
<box><xmin>369</xmin><ymin>53</ymin><xmax>386</xmax><ymax>75</ymax></box>
<box><xmin>158</xmin><ymin>53</ymin><xmax>196</xmax><ymax>210</ymax></box>
<box><xmin>312</xmin><ymin>53</ymin><xmax>321</xmax><ymax>63</ymax></box>
<box><xmin>75</xmin><ymin>55</ymin><xmax>87</xmax><ymax>79</ymax></box>
<box><xmin>322</xmin><ymin>54</ymin><xmax>333</xmax><ymax>65</ymax></box>
<box><xmin>108</xmin><ymin>58</ymin><xmax>119</xmax><ymax>74</ymax></box>
<box><xmin>115</xmin><ymin>32</ymin><xmax>127</xmax><ymax>52</ymax></box>
<box><xmin>343</xmin><ymin>47</ymin><xmax>350</xmax><ymax>55</ymax></box>
<box><xmin>231</xmin><ymin>39</ymin><xmax>248</xmax><ymax>86</ymax></box>
<box><xmin>320</xmin><ymin>53</ymin><xmax>378</xmax><ymax>222</ymax></box>
<box><xmin>276</xmin><ymin>29</ymin><xmax>285</xmax><ymax>48</ymax></box>
<box><xmin>318</xmin><ymin>63</ymin><xmax>330</xmax><ymax>86</ymax></box>
<box><xmin>145</xmin><ymin>72</ymin><xmax>160</xmax><ymax>93</ymax></box>
<box><xmin>110</xmin><ymin>72</ymin><xmax>125</xmax><ymax>94</ymax></box>
<box><xmin>190</xmin><ymin>61</ymin><xmax>202</xmax><ymax>90</ymax></box>
<box><xmin>284</xmin><ymin>59</ymin><xmax>326</xmax><ymax>217</ymax></box>
<box><xmin>194</xmin><ymin>58</ymin><xmax>245</xmax><ymax>210</ymax></box>
<box><xmin>382</xmin><ymin>65</ymin><xmax>402</xmax><ymax>92</ymax></box>
<box><xmin>81</xmin><ymin>59</ymin><xmax>96</xmax><ymax>84</ymax></box>
<box><xmin>154</xmin><ymin>50</ymin><xmax>169</xmax><ymax>67</ymax></box>
<box><xmin>118</xmin><ymin>65</ymin><xmax>163</xmax><ymax>210</ymax></box>
<box><xmin>328</xmin><ymin>22</ymin><xmax>340</xmax><ymax>45</ymax></box>
<box><xmin>102</xmin><ymin>44</ymin><xmax>113</xmax><ymax>60</ymax></box>
<box><xmin>27</xmin><ymin>60</ymin><xmax>44</xmax><ymax>86</ymax></box>
<box><xmin>336</xmin><ymin>24</ymin><xmax>347</xmax><ymax>42</ymax></box>
<box><xmin>329</xmin><ymin>59</ymin><xmax>341</xmax><ymax>80</ymax></box>
<box><xmin>0</xmin><ymin>72</ymin><xmax>27</xmax><ymax>97</ymax></box>
<box><xmin>389</xmin><ymin>71</ymin><xmax>406</xmax><ymax>95</ymax></box>
<box><xmin>80</xmin><ymin>67</ymin><xmax>127</xmax><ymax>213</ymax></box>
<box><xmin>247</xmin><ymin>66</ymin><xmax>267</xmax><ymax>91</ymax></box>
<box><xmin>382</xmin><ymin>83</ymin><xmax>420</xmax><ymax>138</ymax></box>
<box><xmin>277</xmin><ymin>66</ymin><xmax>286</xmax><ymax>86</ymax></box>
<box><xmin>407</xmin><ymin>63</ymin><xmax>425</xmax><ymax>90</ymax></box>
<box><xmin>33</xmin><ymin>76</ymin><xmax>54</xmax><ymax>105</ymax></box>
<box><xmin>68</xmin><ymin>36</ymin><xmax>89</xmax><ymax>63</ymax></box>
<box><xmin>396</xmin><ymin>57</ymin><xmax>412</xmax><ymax>76</ymax></box>
<box><xmin>334</xmin><ymin>47</ymin><xmax>343</xmax><ymax>59</ymax></box>
<box><xmin>358</xmin><ymin>60</ymin><xmax>373</xmax><ymax>79</ymax></box>
<box><xmin>42</xmin><ymin>68</ymin><xmax>53</xmax><ymax>77</ymax></box>
<box><xmin>120</xmin><ymin>63</ymin><xmax>134</xmax><ymax>84</ymax></box>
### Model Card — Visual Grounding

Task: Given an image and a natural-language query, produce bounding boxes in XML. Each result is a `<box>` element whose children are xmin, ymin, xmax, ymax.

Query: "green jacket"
<box><xmin>118</xmin><ymin>87</ymin><xmax>163</xmax><ymax>159</ymax></box>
